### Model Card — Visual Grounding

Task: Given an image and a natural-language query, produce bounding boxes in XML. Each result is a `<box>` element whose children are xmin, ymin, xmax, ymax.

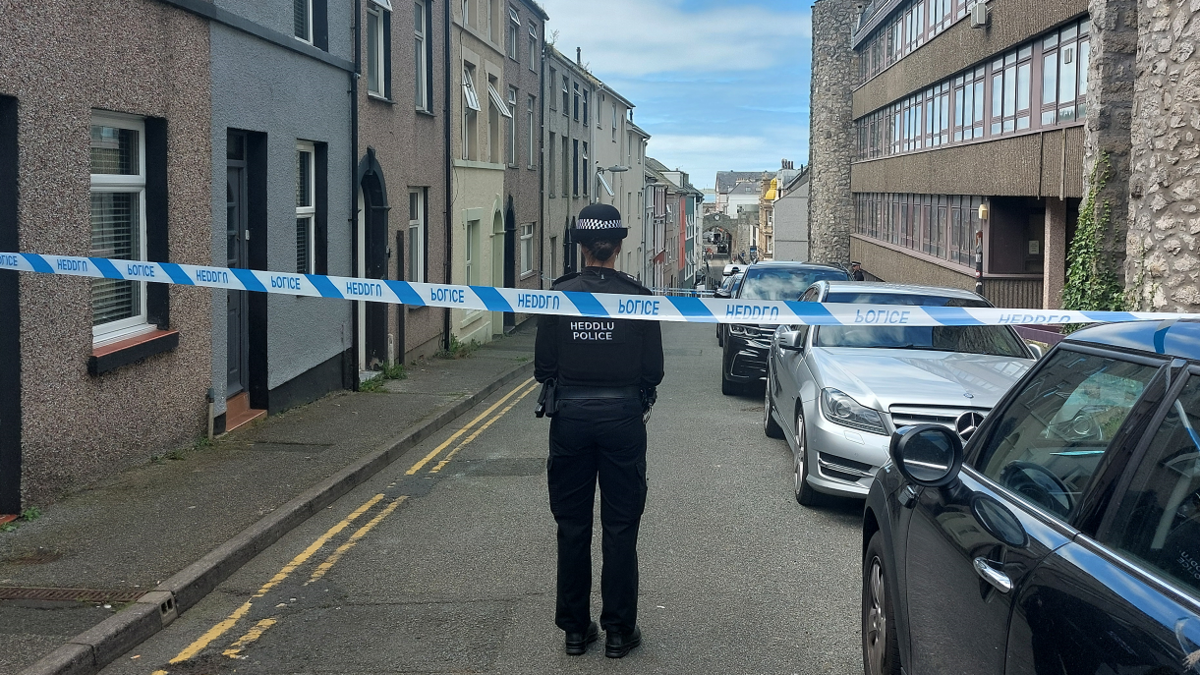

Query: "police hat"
<box><xmin>573</xmin><ymin>203</ymin><xmax>628</xmax><ymax>241</ymax></box>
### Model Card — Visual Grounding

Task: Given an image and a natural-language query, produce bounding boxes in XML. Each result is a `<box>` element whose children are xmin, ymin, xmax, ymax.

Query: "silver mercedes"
<box><xmin>763</xmin><ymin>282</ymin><xmax>1039</xmax><ymax>506</ymax></box>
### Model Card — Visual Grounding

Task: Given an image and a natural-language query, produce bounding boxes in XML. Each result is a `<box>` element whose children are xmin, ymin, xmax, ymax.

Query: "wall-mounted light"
<box><xmin>978</xmin><ymin>202</ymin><xmax>990</xmax><ymax>220</ymax></box>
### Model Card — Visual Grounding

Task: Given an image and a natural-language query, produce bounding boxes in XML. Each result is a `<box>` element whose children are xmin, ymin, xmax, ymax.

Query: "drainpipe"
<box><xmin>538</xmin><ymin>37</ymin><xmax>546</xmax><ymax>290</ymax></box>
<box><xmin>442</xmin><ymin>0</ymin><xmax>453</xmax><ymax>351</ymax></box>
<box><xmin>350</xmin><ymin>0</ymin><xmax>362</xmax><ymax>388</ymax></box>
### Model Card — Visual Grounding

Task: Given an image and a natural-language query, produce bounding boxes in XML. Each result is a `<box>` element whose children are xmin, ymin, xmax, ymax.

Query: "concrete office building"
<box><xmin>808</xmin><ymin>0</ymin><xmax>1199</xmax><ymax>311</ymax></box>
<box><xmin>501</xmin><ymin>0</ymin><xmax>549</xmax><ymax>326</ymax></box>
<box><xmin>541</xmin><ymin>45</ymin><xmax>596</xmax><ymax>281</ymax></box>
<box><xmin>0</xmin><ymin>0</ymin><xmax>213</xmax><ymax>506</ymax></box>
<box><xmin>451</xmin><ymin>0</ymin><xmax>510</xmax><ymax>344</ymax></box>
<box><xmin>357</xmin><ymin>0</ymin><xmax>449</xmax><ymax>367</ymax></box>
<box><xmin>209</xmin><ymin>0</ymin><xmax>355</xmax><ymax>429</ymax></box>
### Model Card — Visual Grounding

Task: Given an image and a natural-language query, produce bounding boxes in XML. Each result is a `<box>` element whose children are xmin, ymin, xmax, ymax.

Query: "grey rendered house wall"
<box><xmin>774</xmin><ymin>183</ymin><xmax>810</xmax><ymax>262</ymax></box>
<box><xmin>505</xmin><ymin>1</ymin><xmax>547</xmax><ymax>307</ymax></box>
<box><xmin>541</xmin><ymin>49</ymin><xmax>593</xmax><ymax>279</ymax></box>
<box><xmin>209</xmin><ymin>1</ymin><xmax>354</xmax><ymax>413</ymax></box>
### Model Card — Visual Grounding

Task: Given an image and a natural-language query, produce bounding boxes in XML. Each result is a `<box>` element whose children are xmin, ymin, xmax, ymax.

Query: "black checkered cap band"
<box><xmin>576</xmin><ymin>218</ymin><xmax>624</xmax><ymax>230</ymax></box>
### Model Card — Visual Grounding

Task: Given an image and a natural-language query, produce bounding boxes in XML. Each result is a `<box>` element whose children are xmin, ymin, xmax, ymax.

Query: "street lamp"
<box><xmin>595</xmin><ymin>165</ymin><xmax>629</xmax><ymax>203</ymax></box>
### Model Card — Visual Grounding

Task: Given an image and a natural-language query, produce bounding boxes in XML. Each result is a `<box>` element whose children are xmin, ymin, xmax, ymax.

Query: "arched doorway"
<box><xmin>357</xmin><ymin>147</ymin><xmax>392</xmax><ymax>371</ymax></box>
<box><xmin>503</xmin><ymin>196</ymin><xmax>516</xmax><ymax>331</ymax></box>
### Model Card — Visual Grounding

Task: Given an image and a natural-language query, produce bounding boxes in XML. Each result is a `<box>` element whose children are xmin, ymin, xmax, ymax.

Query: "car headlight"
<box><xmin>821</xmin><ymin>388</ymin><xmax>887</xmax><ymax>435</ymax></box>
<box><xmin>729</xmin><ymin>324</ymin><xmax>751</xmax><ymax>336</ymax></box>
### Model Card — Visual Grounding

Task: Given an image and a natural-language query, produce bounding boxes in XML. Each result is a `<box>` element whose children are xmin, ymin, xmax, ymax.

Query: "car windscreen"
<box><xmin>814</xmin><ymin>293</ymin><xmax>1028</xmax><ymax>358</ymax></box>
<box><xmin>737</xmin><ymin>268</ymin><xmax>849</xmax><ymax>301</ymax></box>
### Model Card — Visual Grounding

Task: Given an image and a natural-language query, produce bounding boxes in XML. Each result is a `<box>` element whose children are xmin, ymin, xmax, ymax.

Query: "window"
<box><xmin>366</xmin><ymin>2</ymin><xmax>391</xmax><ymax>98</ymax></box>
<box><xmin>487</xmin><ymin>77</ymin><xmax>512</xmax><ymax>163</ymax></box>
<box><xmin>507</xmin><ymin>86</ymin><xmax>518</xmax><ymax>166</ymax></box>
<box><xmin>527</xmin><ymin>95</ymin><xmax>536</xmax><ymax>169</ymax></box>
<box><xmin>488</xmin><ymin>0</ymin><xmax>499</xmax><ymax>42</ymax></box>
<box><xmin>466</xmin><ymin>219</ymin><xmax>479</xmax><ymax>284</ymax></box>
<box><xmin>548</xmin><ymin>132</ymin><xmax>556</xmax><ymax>197</ymax></box>
<box><xmin>581</xmin><ymin>141</ymin><xmax>588</xmax><ymax>196</ymax></box>
<box><xmin>611</xmin><ymin>104</ymin><xmax>617</xmax><ymax>141</ymax></box>
<box><xmin>548</xmin><ymin>67</ymin><xmax>557</xmax><ymax>110</ymax></box>
<box><xmin>414</xmin><ymin>1</ymin><xmax>430</xmax><ymax>110</ymax></box>
<box><xmin>561</xmin><ymin>136</ymin><xmax>569</xmax><ymax>196</ymax></box>
<box><xmin>975</xmin><ymin>351</ymin><xmax>1160</xmax><ymax>520</ymax></box>
<box><xmin>296</xmin><ymin>142</ymin><xmax>316</xmax><ymax>274</ymax></box>
<box><xmin>520</xmin><ymin>223</ymin><xmax>534</xmax><ymax>275</ymax></box>
<box><xmin>1102</xmin><ymin>376</ymin><xmax>1200</xmax><ymax>597</ymax></box>
<box><xmin>507</xmin><ymin>6</ymin><xmax>519</xmax><ymax>60</ymax></box>
<box><xmin>462</xmin><ymin>65</ymin><xmax>480</xmax><ymax>160</ymax></box>
<box><xmin>854</xmin><ymin>193</ymin><xmax>982</xmax><ymax>266</ymax></box>
<box><xmin>90</xmin><ymin>114</ymin><xmax>148</xmax><ymax>342</ymax></box>
<box><xmin>460</xmin><ymin>0</ymin><xmax>469</xmax><ymax>26</ymax></box>
<box><xmin>1041</xmin><ymin>20</ymin><xmax>1091</xmax><ymax>125</ymax></box>
<box><xmin>408</xmin><ymin>189</ymin><xmax>426</xmax><ymax>282</ymax></box>
<box><xmin>572</xmin><ymin>138</ymin><xmax>579</xmax><ymax>196</ymax></box>
<box><xmin>295</xmin><ymin>0</ymin><xmax>313</xmax><ymax>42</ymax></box>
<box><xmin>528</xmin><ymin>24</ymin><xmax>538</xmax><ymax>71</ymax></box>
<box><xmin>562</xmin><ymin>76</ymin><xmax>569</xmax><ymax>116</ymax></box>
<box><xmin>573</xmin><ymin>82</ymin><xmax>580</xmax><ymax>121</ymax></box>
<box><xmin>582</xmin><ymin>89</ymin><xmax>589</xmax><ymax>126</ymax></box>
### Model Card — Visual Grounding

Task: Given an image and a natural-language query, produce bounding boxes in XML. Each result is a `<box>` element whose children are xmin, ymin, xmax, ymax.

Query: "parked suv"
<box><xmin>862</xmin><ymin>319</ymin><xmax>1200</xmax><ymax>675</ymax></box>
<box><xmin>721</xmin><ymin>262</ymin><xmax>849</xmax><ymax>395</ymax></box>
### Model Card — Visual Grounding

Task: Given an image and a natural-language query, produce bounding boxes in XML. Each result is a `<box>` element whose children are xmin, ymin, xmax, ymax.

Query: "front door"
<box><xmin>226</xmin><ymin>135</ymin><xmax>249</xmax><ymax>398</ymax></box>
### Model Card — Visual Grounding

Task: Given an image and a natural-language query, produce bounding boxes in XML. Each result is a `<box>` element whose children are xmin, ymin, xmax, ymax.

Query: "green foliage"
<box><xmin>360</xmin><ymin>362</ymin><xmax>408</xmax><ymax>393</ymax></box>
<box><xmin>1</xmin><ymin>507</ymin><xmax>42</xmax><ymax>532</ymax></box>
<box><xmin>1062</xmin><ymin>154</ymin><xmax>1127</xmax><ymax>327</ymax></box>
<box><xmin>437</xmin><ymin>335</ymin><xmax>481</xmax><ymax>360</ymax></box>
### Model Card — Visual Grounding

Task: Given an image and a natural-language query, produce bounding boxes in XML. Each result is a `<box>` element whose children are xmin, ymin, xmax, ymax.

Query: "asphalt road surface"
<box><xmin>100</xmin><ymin>323</ymin><xmax>864</xmax><ymax>675</ymax></box>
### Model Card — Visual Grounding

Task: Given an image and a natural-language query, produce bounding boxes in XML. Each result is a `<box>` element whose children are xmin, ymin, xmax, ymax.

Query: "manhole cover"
<box><xmin>250</xmin><ymin>442</ymin><xmax>332</xmax><ymax>453</ymax></box>
<box><xmin>2</xmin><ymin>549</ymin><xmax>62</xmax><ymax>565</ymax></box>
<box><xmin>0</xmin><ymin>586</ymin><xmax>143</xmax><ymax>603</ymax></box>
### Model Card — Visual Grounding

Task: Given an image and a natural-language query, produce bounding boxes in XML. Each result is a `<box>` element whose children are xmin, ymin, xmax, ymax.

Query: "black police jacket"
<box><xmin>534</xmin><ymin>267</ymin><xmax>665</xmax><ymax>390</ymax></box>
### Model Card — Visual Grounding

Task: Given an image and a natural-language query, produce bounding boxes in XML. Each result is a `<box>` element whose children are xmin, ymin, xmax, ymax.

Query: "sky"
<box><xmin>535</xmin><ymin>0</ymin><xmax>815</xmax><ymax>193</ymax></box>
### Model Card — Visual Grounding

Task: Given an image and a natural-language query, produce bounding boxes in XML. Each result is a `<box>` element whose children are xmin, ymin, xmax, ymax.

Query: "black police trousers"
<box><xmin>547</xmin><ymin>397</ymin><xmax>647</xmax><ymax>635</ymax></box>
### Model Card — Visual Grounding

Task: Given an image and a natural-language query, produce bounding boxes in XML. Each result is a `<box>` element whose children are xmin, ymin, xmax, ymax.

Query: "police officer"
<box><xmin>851</xmin><ymin>261</ymin><xmax>866</xmax><ymax>281</ymax></box>
<box><xmin>535</xmin><ymin>203</ymin><xmax>664</xmax><ymax>659</ymax></box>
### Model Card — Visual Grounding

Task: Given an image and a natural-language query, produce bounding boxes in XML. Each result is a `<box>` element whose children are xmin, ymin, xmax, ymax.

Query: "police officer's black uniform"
<box><xmin>535</xmin><ymin>204</ymin><xmax>664</xmax><ymax>658</ymax></box>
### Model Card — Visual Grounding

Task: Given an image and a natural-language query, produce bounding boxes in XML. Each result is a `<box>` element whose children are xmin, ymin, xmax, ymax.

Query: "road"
<box><xmin>100</xmin><ymin>323</ymin><xmax>863</xmax><ymax>675</ymax></box>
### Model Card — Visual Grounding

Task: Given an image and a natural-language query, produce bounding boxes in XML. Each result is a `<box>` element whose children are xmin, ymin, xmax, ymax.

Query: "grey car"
<box><xmin>763</xmin><ymin>282</ymin><xmax>1038</xmax><ymax>506</ymax></box>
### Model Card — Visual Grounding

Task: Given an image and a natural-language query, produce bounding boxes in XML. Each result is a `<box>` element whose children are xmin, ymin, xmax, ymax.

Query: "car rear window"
<box><xmin>814</xmin><ymin>292</ymin><xmax>1027</xmax><ymax>358</ymax></box>
<box><xmin>738</xmin><ymin>268</ymin><xmax>849</xmax><ymax>301</ymax></box>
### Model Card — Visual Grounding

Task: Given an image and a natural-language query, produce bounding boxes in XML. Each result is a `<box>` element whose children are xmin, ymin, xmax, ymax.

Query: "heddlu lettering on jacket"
<box><xmin>569</xmin><ymin>320</ymin><xmax>622</xmax><ymax>343</ymax></box>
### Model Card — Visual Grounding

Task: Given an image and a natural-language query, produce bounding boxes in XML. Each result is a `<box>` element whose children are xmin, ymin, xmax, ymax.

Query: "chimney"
<box><xmin>577</xmin><ymin>47</ymin><xmax>582</xmax><ymax>65</ymax></box>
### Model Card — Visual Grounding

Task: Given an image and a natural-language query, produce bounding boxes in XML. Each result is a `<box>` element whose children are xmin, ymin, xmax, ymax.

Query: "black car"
<box><xmin>721</xmin><ymin>261</ymin><xmax>849</xmax><ymax>395</ymax></box>
<box><xmin>862</xmin><ymin>319</ymin><xmax>1200</xmax><ymax>675</ymax></box>
<box><xmin>714</xmin><ymin>271</ymin><xmax>744</xmax><ymax>347</ymax></box>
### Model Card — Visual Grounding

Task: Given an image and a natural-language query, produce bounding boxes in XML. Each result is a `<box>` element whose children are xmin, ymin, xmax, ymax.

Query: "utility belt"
<box><xmin>535</xmin><ymin>381</ymin><xmax>644</xmax><ymax>418</ymax></box>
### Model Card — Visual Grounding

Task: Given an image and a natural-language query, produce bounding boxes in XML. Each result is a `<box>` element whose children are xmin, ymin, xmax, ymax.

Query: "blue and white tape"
<box><xmin>1</xmin><ymin>251</ymin><xmax>1193</xmax><ymax>327</ymax></box>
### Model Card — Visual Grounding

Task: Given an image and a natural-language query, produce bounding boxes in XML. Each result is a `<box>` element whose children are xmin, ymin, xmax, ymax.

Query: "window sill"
<box><xmin>89</xmin><ymin>329</ymin><xmax>179</xmax><ymax>376</ymax></box>
<box><xmin>368</xmin><ymin>93</ymin><xmax>395</xmax><ymax>104</ymax></box>
<box><xmin>520</xmin><ymin>270</ymin><xmax>537</xmax><ymax>280</ymax></box>
<box><xmin>416</xmin><ymin>108</ymin><xmax>436</xmax><ymax>118</ymax></box>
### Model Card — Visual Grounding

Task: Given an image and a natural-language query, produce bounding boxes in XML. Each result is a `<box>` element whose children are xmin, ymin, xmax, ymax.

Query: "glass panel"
<box><xmin>1004</xmin><ymin>118</ymin><xmax>1015</xmax><ymax>132</ymax></box>
<box><xmin>1004</xmin><ymin>65</ymin><xmax>1017</xmax><ymax>117</ymax></box>
<box><xmin>976</xmin><ymin>352</ymin><xmax>1159</xmax><ymax>519</ymax></box>
<box><xmin>1062</xmin><ymin>24</ymin><xmax>1078</xmax><ymax>41</ymax></box>
<box><xmin>296</xmin><ymin>217</ymin><xmax>311</xmax><ymax>273</ymax></box>
<box><xmin>1043</xmin><ymin>110</ymin><xmax>1058</xmax><ymax>125</ymax></box>
<box><xmin>993</xmin><ymin>73</ymin><xmax>1003</xmax><ymax>118</ymax></box>
<box><xmin>1016</xmin><ymin>115</ymin><xmax>1030</xmax><ymax>130</ymax></box>
<box><xmin>1079</xmin><ymin>40</ymin><xmax>1091</xmax><ymax>97</ymax></box>
<box><xmin>1043</xmin><ymin>53</ymin><xmax>1058</xmax><ymax>105</ymax></box>
<box><xmin>414</xmin><ymin>1</ymin><xmax>423</xmax><ymax>31</ymax></box>
<box><xmin>1017</xmin><ymin>63</ymin><xmax>1031</xmax><ymax>111</ymax></box>
<box><xmin>1060</xmin><ymin>45</ymin><xmax>1078</xmax><ymax>105</ymax></box>
<box><xmin>227</xmin><ymin>133</ymin><xmax>244</xmax><ymax>161</ymax></box>
<box><xmin>1019</xmin><ymin>45</ymin><xmax>1033</xmax><ymax>60</ymax></box>
<box><xmin>296</xmin><ymin>151</ymin><xmax>312</xmax><ymax>207</ymax></box>
<box><xmin>408</xmin><ymin>224</ymin><xmax>420</xmax><ymax>281</ymax></box>
<box><xmin>91</xmin><ymin>192</ymin><xmax>141</xmax><ymax>325</ymax></box>
<box><xmin>294</xmin><ymin>0</ymin><xmax>309</xmax><ymax>39</ymax></box>
<box><xmin>1044</xmin><ymin>34</ymin><xmax>1059</xmax><ymax>50</ymax></box>
<box><xmin>974</xmin><ymin>82</ymin><xmax>984</xmax><ymax>123</ymax></box>
<box><xmin>1101</xmin><ymin>378</ymin><xmax>1200</xmax><ymax>598</ymax></box>
<box><xmin>367</xmin><ymin>11</ymin><xmax>381</xmax><ymax>94</ymax></box>
<box><xmin>90</xmin><ymin>126</ymin><xmax>139</xmax><ymax>175</ymax></box>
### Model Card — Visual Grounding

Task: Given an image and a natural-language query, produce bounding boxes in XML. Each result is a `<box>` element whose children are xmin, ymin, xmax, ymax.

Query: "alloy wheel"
<box><xmin>794</xmin><ymin>411</ymin><xmax>806</xmax><ymax>495</ymax></box>
<box><xmin>865</xmin><ymin>557</ymin><xmax>888</xmax><ymax>675</ymax></box>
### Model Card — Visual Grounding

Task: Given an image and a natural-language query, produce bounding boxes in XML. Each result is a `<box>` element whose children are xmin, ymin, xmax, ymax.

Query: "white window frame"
<box><xmin>581</xmin><ymin>141</ymin><xmax>588</xmax><ymax>196</ymax></box>
<box><xmin>527</xmin><ymin>95</ymin><xmax>536</xmax><ymax>169</ymax></box>
<box><xmin>91</xmin><ymin>112</ymin><xmax>149</xmax><ymax>344</ymax></box>
<box><xmin>296</xmin><ymin>141</ymin><xmax>317</xmax><ymax>275</ymax></box>
<box><xmin>366</xmin><ymin>4</ymin><xmax>386</xmax><ymax>97</ymax></box>
<box><xmin>461</xmin><ymin>0</ymin><xmax>469</xmax><ymax>26</ymax></box>
<box><xmin>508</xmin><ymin>6</ymin><xmax>520</xmax><ymax>60</ymax></box>
<box><xmin>408</xmin><ymin>189</ymin><xmax>425</xmax><ymax>282</ymax></box>
<box><xmin>295</xmin><ymin>0</ymin><xmax>314</xmax><ymax>43</ymax></box>
<box><xmin>414</xmin><ymin>0</ymin><xmax>429</xmax><ymax>110</ymax></box>
<box><xmin>463</xmin><ymin>65</ymin><xmax>480</xmax><ymax>160</ymax></box>
<box><xmin>507</xmin><ymin>86</ymin><xmax>518</xmax><ymax>166</ymax></box>
<box><xmin>520</xmin><ymin>223</ymin><xmax>534</xmax><ymax>275</ymax></box>
<box><xmin>611</xmin><ymin>104</ymin><xmax>617</xmax><ymax>141</ymax></box>
<box><xmin>466</xmin><ymin>219</ymin><xmax>479</xmax><ymax>285</ymax></box>
<box><xmin>528</xmin><ymin>24</ymin><xmax>537</xmax><ymax>72</ymax></box>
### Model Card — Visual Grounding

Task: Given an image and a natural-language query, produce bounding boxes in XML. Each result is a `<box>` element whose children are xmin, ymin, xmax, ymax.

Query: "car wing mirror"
<box><xmin>777</xmin><ymin>330</ymin><xmax>804</xmax><ymax>352</ymax></box>
<box><xmin>1027</xmin><ymin>343</ymin><xmax>1044</xmax><ymax>359</ymax></box>
<box><xmin>890</xmin><ymin>424</ymin><xmax>964</xmax><ymax>488</ymax></box>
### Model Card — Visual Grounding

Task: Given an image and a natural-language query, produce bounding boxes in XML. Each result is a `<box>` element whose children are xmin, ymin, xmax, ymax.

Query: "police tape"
<box><xmin>1</xmin><ymin>251</ymin><xmax>1195</xmax><ymax>327</ymax></box>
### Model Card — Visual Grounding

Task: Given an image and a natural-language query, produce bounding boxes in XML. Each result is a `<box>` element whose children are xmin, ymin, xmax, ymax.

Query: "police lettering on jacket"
<box><xmin>569</xmin><ymin>320</ymin><xmax>623</xmax><ymax>343</ymax></box>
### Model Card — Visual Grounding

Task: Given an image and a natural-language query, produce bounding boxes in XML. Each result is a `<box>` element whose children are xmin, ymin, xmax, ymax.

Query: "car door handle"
<box><xmin>973</xmin><ymin>558</ymin><xmax>1013</xmax><ymax>594</ymax></box>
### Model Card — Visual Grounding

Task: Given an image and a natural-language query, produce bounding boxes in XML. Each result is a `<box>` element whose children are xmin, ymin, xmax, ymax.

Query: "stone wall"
<box><xmin>809</xmin><ymin>0</ymin><xmax>858</xmax><ymax>265</ymax></box>
<box><xmin>1126</xmin><ymin>0</ymin><xmax>1200</xmax><ymax>312</ymax></box>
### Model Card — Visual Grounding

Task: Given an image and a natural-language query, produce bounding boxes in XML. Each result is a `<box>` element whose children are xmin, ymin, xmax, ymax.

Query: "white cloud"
<box><xmin>538</xmin><ymin>0</ymin><xmax>812</xmax><ymax>78</ymax></box>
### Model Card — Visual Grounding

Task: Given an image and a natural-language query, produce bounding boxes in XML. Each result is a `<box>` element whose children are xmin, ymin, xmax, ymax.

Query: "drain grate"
<box><xmin>0</xmin><ymin>587</ymin><xmax>144</xmax><ymax>603</ymax></box>
<box><xmin>2</xmin><ymin>549</ymin><xmax>63</xmax><ymax>565</ymax></box>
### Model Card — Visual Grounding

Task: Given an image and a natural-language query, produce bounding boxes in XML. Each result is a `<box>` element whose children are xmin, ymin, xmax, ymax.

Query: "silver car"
<box><xmin>763</xmin><ymin>282</ymin><xmax>1038</xmax><ymax>506</ymax></box>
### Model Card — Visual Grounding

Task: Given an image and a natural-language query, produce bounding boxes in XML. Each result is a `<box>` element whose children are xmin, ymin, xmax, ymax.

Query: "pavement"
<box><xmin>1</xmin><ymin>321</ymin><xmax>538</xmax><ymax>675</ymax></box>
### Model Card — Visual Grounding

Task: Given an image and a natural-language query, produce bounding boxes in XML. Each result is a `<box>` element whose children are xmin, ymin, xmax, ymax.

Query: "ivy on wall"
<box><xmin>1062</xmin><ymin>154</ymin><xmax>1126</xmax><ymax>314</ymax></box>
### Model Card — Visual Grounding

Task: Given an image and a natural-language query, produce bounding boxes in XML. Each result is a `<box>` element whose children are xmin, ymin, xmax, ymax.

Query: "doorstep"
<box><xmin>224</xmin><ymin>391</ymin><xmax>266</xmax><ymax>434</ymax></box>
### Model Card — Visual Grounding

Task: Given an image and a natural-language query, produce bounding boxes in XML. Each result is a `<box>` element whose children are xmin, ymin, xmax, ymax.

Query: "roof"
<box><xmin>629</xmin><ymin>121</ymin><xmax>651</xmax><ymax>139</ymax></box>
<box><xmin>516</xmin><ymin>0</ymin><xmax>550</xmax><ymax>21</ymax></box>
<box><xmin>822</xmin><ymin>281</ymin><xmax>988</xmax><ymax>301</ymax></box>
<box><xmin>729</xmin><ymin>182</ymin><xmax>760</xmax><ymax>196</ymax></box>
<box><xmin>1067</xmin><ymin>320</ymin><xmax>1200</xmax><ymax>361</ymax></box>
<box><xmin>716</xmin><ymin>171</ymin><xmax>771</xmax><ymax>194</ymax></box>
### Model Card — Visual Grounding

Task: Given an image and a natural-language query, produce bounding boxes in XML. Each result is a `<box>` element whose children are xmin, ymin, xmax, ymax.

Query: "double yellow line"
<box><xmin>152</xmin><ymin>377</ymin><xmax>539</xmax><ymax>674</ymax></box>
